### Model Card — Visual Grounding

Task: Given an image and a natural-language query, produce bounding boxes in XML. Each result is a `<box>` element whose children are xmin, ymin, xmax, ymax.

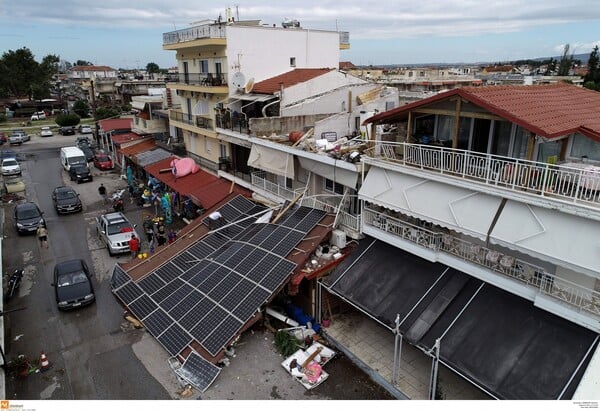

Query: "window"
<box><xmin>511</xmin><ymin>126</ymin><xmax>530</xmax><ymax>159</ymax></box>
<box><xmin>290</xmin><ymin>57</ymin><xmax>296</xmax><ymax>67</ymax></box>
<box><xmin>199</xmin><ymin>60</ymin><xmax>208</xmax><ymax>73</ymax></box>
<box><xmin>491</xmin><ymin>120</ymin><xmax>512</xmax><ymax>157</ymax></box>
<box><xmin>219</xmin><ymin>143</ymin><xmax>227</xmax><ymax>159</ymax></box>
<box><xmin>435</xmin><ymin>116</ymin><xmax>454</xmax><ymax>145</ymax></box>
<box><xmin>324</xmin><ymin>178</ymin><xmax>344</xmax><ymax>195</ymax></box>
<box><xmin>570</xmin><ymin>134</ymin><xmax>600</xmax><ymax>162</ymax></box>
<box><xmin>205</xmin><ymin>137</ymin><xmax>212</xmax><ymax>153</ymax></box>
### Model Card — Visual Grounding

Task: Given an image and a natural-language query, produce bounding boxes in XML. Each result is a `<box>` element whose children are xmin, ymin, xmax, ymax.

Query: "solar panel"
<box><xmin>232</xmin><ymin>288</ymin><xmax>270</xmax><ymax>321</ymax></box>
<box><xmin>216</xmin><ymin>203</ymin><xmax>239</xmax><ymax>222</ymax></box>
<box><xmin>143</xmin><ymin>308</ymin><xmax>172</xmax><ymax>337</ymax></box>
<box><xmin>197</xmin><ymin>267</ymin><xmax>229</xmax><ymax>294</ymax></box>
<box><xmin>259</xmin><ymin>259</ymin><xmax>297</xmax><ymax>292</ymax></box>
<box><xmin>232</xmin><ymin>223</ymin><xmax>264</xmax><ymax>243</ymax></box>
<box><xmin>220</xmin><ymin>279</ymin><xmax>256</xmax><ymax>311</ymax></box>
<box><xmin>279</xmin><ymin>206</ymin><xmax>311</xmax><ymax>229</ymax></box>
<box><xmin>227</xmin><ymin>195</ymin><xmax>255</xmax><ymax>214</ymax></box>
<box><xmin>296</xmin><ymin>208</ymin><xmax>327</xmax><ymax>233</ymax></box>
<box><xmin>168</xmin><ymin>290</ymin><xmax>204</xmax><ymax>318</ymax></box>
<box><xmin>128</xmin><ymin>294</ymin><xmax>158</xmax><ymax>320</ymax></box>
<box><xmin>111</xmin><ymin>265</ymin><xmax>131</xmax><ymax>290</ymax></box>
<box><xmin>212</xmin><ymin>242</ymin><xmax>244</xmax><ymax>266</ymax></box>
<box><xmin>251</xmin><ymin>224</ymin><xmax>278</xmax><ymax>244</ymax></box>
<box><xmin>210</xmin><ymin>273</ymin><xmax>243</xmax><ymax>303</ymax></box>
<box><xmin>155</xmin><ymin>262</ymin><xmax>184</xmax><ymax>284</ymax></box>
<box><xmin>157</xmin><ymin>323</ymin><xmax>193</xmax><ymax>356</ymax></box>
<box><xmin>191</xmin><ymin>306</ymin><xmax>228</xmax><ymax>346</ymax></box>
<box><xmin>172</xmin><ymin>251</ymin><xmax>205</xmax><ymax>272</ymax></box>
<box><xmin>231</xmin><ymin>246</ymin><xmax>266</xmax><ymax>273</ymax></box>
<box><xmin>202</xmin><ymin>232</ymin><xmax>231</xmax><ymax>250</ymax></box>
<box><xmin>160</xmin><ymin>283</ymin><xmax>194</xmax><ymax>312</ymax></box>
<box><xmin>138</xmin><ymin>273</ymin><xmax>167</xmax><ymax>295</ymax></box>
<box><xmin>186</xmin><ymin>242</ymin><xmax>217</xmax><ymax>260</ymax></box>
<box><xmin>174</xmin><ymin>351</ymin><xmax>221</xmax><ymax>392</ymax></box>
<box><xmin>115</xmin><ymin>281</ymin><xmax>144</xmax><ymax>305</ymax></box>
<box><xmin>245</xmin><ymin>253</ymin><xmax>282</xmax><ymax>283</ymax></box>
<box><xmin>151</xmin><ymin>278</ymin><xmax>184</xmax><ymax>304</ymax></box>
<box><xmin>203</xmin><ymin>315</ymin><xmax>243</xmax><ymax>355</ymax></box>
<box><xmin>179</xmin><ymin>298</ymin><xmax>213</xmax><ymax>330</ymax></box>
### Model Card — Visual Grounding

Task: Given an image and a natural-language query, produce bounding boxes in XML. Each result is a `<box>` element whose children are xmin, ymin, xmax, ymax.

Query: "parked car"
<box><xmin>76</xmin><ymin>136</ymin><xmax>91</xmax><ymax>148</ymax></box>
<box><xmin>0</xmin><ymin>150</ymin><xmax>17</xmax><ymax>161</ymax></box>
<box><xmin>14</xmin><ymin>202</ymin><xmax>45</xmax><ymax>234</ymax></box>
<box><xmin>52</xmin><ymin>186</ymin><xmax>82</xmax><ymax>214</ymax></box>
<box><xmin>51</xmin><ymin>259</ymin><xmax>95</xmax><ymax>310</ymax></box>
<box><xmin>9</xmin><ymin>132</ymin><xmax>25</xmax><ymax>145</ymax></box>
<box><xmin>31</xmin><ymin>111</ymin><xmax>46</xmax><ymax>120</ymax></box>
<box><xmin>79</xmin><ymin>125</ymin><xmax>93</xmax><ymax>134</ymax></box>
<box><xmin>1</xmin><ymin>158</ymin><xmax>21</xmax><ymax>176</ymax></box>
<box><xmin>59</xmin><ymin>126</ymin><xmax>75</xmax><ymax>136</ymax></box>
<box><xmin>40</xmin><ymin>126</ymin><xmax>53</xmax><ymax>137</ymax></box>
<box><xmin>93</xmin><ymin>153</ymin><xmax>114</xmax><ymax>170</ymax></box>
<box><xmin>95</xmin><ymin>212</ymin><xmax>140</xmax><ymax>256</ymax></box>
<box><xmin>68</xmin><ymin>164</ymin><xmax>93</xmax><ymax>183</ymax></box>
<box><xmin>81</xmin><ymin>146</ymin><xmax>95</xmax><ymax>162</ymax></box>
<box><xmin>4</xmin><ymin>177</ymin><xmax>25</xmax><ymax>193</ymax></box>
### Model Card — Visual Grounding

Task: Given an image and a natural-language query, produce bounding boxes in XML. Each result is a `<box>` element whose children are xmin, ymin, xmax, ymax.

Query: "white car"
<box><xmin>95</xmin><ymin>212</ymin><xmax>140</xmax><ymax>256</ymax></box>
<box><xmin>79</xmin><ymin>125</ymin><xmax>93</xmax><ymax>134</ymax></box>
<box><xmin>31</xmin><ymin>111</ymin><xmax>46</xmax><ymax>120</ymax></box>
<box><xmin>1</xmin><ymin>158</ymin><xmax>21</xmax><ymax>176</ymax></box>
<box><xmin>40</xmin><ymin>126</ymin><xmax>53</xmax><ymax>137</ymax></box>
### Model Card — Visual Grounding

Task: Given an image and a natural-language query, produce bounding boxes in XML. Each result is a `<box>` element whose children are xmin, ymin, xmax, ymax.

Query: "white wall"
<box><xmin>226</xmin><ymin>26</ymin><xmax>340</xmax><ymax>87</ymax></box>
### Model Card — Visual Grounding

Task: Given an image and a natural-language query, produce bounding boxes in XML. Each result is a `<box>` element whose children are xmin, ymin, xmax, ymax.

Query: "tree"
<box><xmin>74</xmin><ymin>60</ymin><xmax>93</xmax><ymax>66</ymax></box>
<box><xmin>558</xmin><ymin>44</ymin><xmax>574</xmax><ymax>76</ymax></box>
<box><xmin>94</xmin><ymin>107</ymin><xmax>120</xmax><ymax>120</ymax></box>
<box><xmin>583</xmin><ymin>45</ymin><xmax>600</xmax><ymax>90</ymax></box>
<box><xmin>55</xmin><ymin>113</ymin><xmax>81</xmax><ymax>127</ymax></box>
<box><xmin>0</xmin><ymin>48</ymin><xmax>58</xmax><ymax>99</ymax></box>
<box><xmin>146</xmin><ymin>62</ymin><xmax>159</xmax><ymax>80</ymax></box>
<box><xmin>72</xmin><ymin>99</ymin><xmax>90</xmax><ymax>118</ymax></box>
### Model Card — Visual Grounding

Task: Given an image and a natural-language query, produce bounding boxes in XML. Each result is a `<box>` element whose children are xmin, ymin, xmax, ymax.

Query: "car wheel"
<box><xmin>107</xmin><ymin>244</ymin><xmax>114</xmax><ymax>256</ymax></box>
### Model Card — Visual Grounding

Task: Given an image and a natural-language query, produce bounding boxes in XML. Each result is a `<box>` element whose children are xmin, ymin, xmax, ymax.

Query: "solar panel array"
<box><xmin>111</xmin><ymin>197</ymin><xmax>327</xmax><ymax>390</ymax></box>
<box><xmin>173</xmin><ymin>351</ymin><xmax>221</xmax><ymax>392</ymax></box>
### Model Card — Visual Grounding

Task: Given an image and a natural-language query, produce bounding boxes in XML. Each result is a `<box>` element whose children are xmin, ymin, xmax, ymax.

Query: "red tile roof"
<box><xmin>252</xmin><ymin>68</ymin><xmax>335</xmax><ymax>94</ymax></box>
<box><xmin>111</xmin><ymin>133</ymin><xmax>144</xmax><ymax>145</ymax></box>
<box><xmin>119</xmin><ymin>139</ymin><xmax>156</xmax><ymax>156</ymax></box>
<box><xmin>365</xmin><ymin>83</ymin><xmax>600</xmax><ymax>141</ymax></box>
<box><xmin>98</xmin><ymin>118</ymin><xmax>132</xmax><ymax>132</ymax></box>
<box><xmin>339</xmin><ymin>61</ymin><xmax>356</xmax><ymax>70</ymax></box>
<box><xmin>144</xmin><ymin>157</ymin><xmax>251</xmax><ymax>210</ymax></box>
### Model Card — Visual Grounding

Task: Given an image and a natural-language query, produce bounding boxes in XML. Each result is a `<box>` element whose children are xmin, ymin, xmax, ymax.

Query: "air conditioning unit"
<box><xmin>331</xmin><ymin>229</ymin><xmax>346</xmax><ymax>249</ymax></box>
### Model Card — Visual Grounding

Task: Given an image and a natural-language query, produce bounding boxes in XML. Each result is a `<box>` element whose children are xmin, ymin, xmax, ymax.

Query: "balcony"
<box><xmin>166</xmin><ymin>73</ymin><xmax>227</xmax><ymax>87</ymax></box>
<box><xmin>363</xmin><ymin>206</ymin><xmax>600</xmax><ymax>318</ymax></box>
<box><xmin>299</xmin><ymin>195</ymin><xmax>361</xmax><ymax>234</ymax></box>
<box><xmin>132</xmin><ymin>117</ymin><xmax>167</xmax><ymax>134</ymax></box>
<box><xmin>169</xmin><ymin>110</ymin><xmax>214</xmax><ymax>130</ymax></box>
<box><xmin>215</xmin><ymin>111</ymin><xmax>249</xmax><ymax>134</ymax></box>
<box><xmin>363</xmin><ymin>141</ymin><xmax>600</xmax><ymax>211</ymax></box>
<box><xmin>251</xmin><ymin>171</ymin><xmax>303</xmax><ymax>201</ymax></box>
<box><xmin>163</xmin><ymin>25</ymin><xmax>226</xmax><ymax>46</ymax></box>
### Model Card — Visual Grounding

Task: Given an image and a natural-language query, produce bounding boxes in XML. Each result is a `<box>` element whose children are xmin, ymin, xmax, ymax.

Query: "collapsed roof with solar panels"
<box><xmin>110</xmin><ymin>195</ymin><xmax>332</xmax><ymax>392</ymax></box>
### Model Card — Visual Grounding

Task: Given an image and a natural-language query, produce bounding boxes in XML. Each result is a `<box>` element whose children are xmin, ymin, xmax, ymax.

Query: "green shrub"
<box><xmin>274</xmin><ymin>330</ymin><xmax>303</xmax><ymax>357</ymax></box>
<box><xmin>55</xmin><ymin>113</ymin><xmax>81</xmax><ymax>127</ymax></box>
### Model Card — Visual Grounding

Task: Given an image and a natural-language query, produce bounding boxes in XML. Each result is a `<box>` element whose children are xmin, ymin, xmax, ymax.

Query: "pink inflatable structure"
<box><xmin>171</xmin><ymin>158</ymin><xmax>200</xmax><ymax>178</ymax></box>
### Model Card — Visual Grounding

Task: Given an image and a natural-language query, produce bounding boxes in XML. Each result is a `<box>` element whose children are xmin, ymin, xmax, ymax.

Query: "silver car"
<box><xmin>95</xmin><ymin>212</ymin><xmax>140</xmax><ymax>256</ymax></box>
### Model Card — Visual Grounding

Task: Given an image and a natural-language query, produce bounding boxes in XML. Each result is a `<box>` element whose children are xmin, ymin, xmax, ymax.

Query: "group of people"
<box><xmin>129</xmin><ymin>215</ymin><xmax>178</xmax><ymax>259</ymax></box>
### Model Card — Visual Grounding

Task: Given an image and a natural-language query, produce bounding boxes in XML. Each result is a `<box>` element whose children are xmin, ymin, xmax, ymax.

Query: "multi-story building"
<box><xmin>161</xmin><ymin>14</ymin><xmax>349</xmax><ymax>172</ymax></box>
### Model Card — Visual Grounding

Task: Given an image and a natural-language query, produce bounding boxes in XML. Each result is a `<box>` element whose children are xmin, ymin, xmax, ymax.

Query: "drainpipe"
<box><xmin>261</xmin><ymin>99</ymin><xmax>280</xmax><ymax>117</ymax></box>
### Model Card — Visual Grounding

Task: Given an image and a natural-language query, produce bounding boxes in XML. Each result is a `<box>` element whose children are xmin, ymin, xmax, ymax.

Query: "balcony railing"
<box><xmin>163</xmin><ymin>25</ymin><xmax>226</xmax><ymax>45</ymax></box>
<box><xmin>169</xmin><ymin>110</ymin><xmax>214</xmax><ymax>129</ymax></box>
<box><xmin>299</xmin><ymin>195</ymin><xmax>361</xmax><ymax>233</ymax></box>
<box><xmin>215</xmin><ymin>112</ymin><xmax>249</xmax><ymax>134</ymax></box>
<box><xmin>363</xmin><ymin>206</ymin><xmax>600</xmax><ymax>317</ymax></box>
<box><xmin>166</xmin><ymin>73</ymin><xmax>227</xmax><ymax>87</ymax></box>
<box><xmin>363</xmin><ymin>141</ymin><xmax>600</xmax><ymax>209</ymax></box>
<box><xmin>251</xmin><ymin>171</ymin><xmax>304</xmax><ymax>201</ymax></box>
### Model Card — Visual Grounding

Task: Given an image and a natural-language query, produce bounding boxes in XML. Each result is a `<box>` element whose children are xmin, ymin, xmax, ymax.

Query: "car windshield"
<box><xmin>57</xmin><ymin>271</ymin><xmax>88</xmax><ymax>287</ymax></box>
<box><xmin>56</xmin><ymin>190</ymin><xmax>76</xmax><ymax>200</ymax></box>
<box><xmin>69</xmin><ymin>157</ymin><xmax>86</xmax><ymax>165</ymax></box>
<box><xmin>17</xmin><ymin>207</ymin><xmax>40</xmax><ymax>219</ymax></box>
<box><xmin>96</xmin><ymin>155</ymin><xmax>109</xmax><ymax>162</ymax></box>
<box><xmin>107</xmin><ymin>222</ymin><xmax>134</xmax><ymax>235</ymax></box>
<box><xmin>3</xmin><ymin>159</ymin><xmax>18</xmax><ymax>166</ymax></box>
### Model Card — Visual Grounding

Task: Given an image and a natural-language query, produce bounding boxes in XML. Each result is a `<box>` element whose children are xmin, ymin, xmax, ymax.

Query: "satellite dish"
<box><xmin>231</xmin><ymin>72</ymin><xmax>246</xmax><ymax>89</ymax></box>
<box><xmin>244</xmin><ymin>78</ymin><xmax>255</xmax><ymax>93</ymax></box>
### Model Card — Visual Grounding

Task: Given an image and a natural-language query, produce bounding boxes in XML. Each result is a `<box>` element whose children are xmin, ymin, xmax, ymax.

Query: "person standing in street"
<box><xmin>129</xmin><ymin>234</ymin><xmax>140</xmax><ymax>259</ymax></box>
<box><xmin>98</xmin><ymin>183</ymin><xmax>107</xmax><ymax>204</ymax></box>
<box><xmin>37</xmin><ymin>224</ymin><xmax>49</xmax><ymax>249</ymax></box>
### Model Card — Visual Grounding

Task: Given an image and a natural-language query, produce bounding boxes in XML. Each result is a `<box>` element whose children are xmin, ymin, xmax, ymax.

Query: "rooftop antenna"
<box><xmin>236</xmin><ymin>4</ymin><xmax>239</xmax><ymax>21</ymax></box>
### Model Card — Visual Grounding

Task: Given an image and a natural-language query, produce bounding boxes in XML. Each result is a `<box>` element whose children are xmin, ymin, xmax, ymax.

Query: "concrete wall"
<box><xmin>250</xmin><ymin>114</ymin><xmax>330</xmax><ymax>137</ymax></box>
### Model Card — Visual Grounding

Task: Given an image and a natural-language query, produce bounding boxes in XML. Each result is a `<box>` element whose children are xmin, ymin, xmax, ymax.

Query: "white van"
<box><xmin>60</xmin><ymin>147</ymin><xmax>87</xmax><ymax>171</ymax></box>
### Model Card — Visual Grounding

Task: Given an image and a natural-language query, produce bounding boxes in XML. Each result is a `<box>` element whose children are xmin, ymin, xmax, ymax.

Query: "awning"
<box><xmin>323</xmin><ymin>237</ymin><xmax>599</xmax><ymax>400</ymax></box>
<box><xmin>248</xmin><ymin>144</ymin><xmax>295</xmax><ymax>179</ymax></box>
<box><xmin>131</xmin><ymin>101</ymin><xmax>147</xmax><ymax>110</ymax></box>
<box><xmin>144</xmin><ymin>157</ymin><xmax>250</xmax><ymax>210</ymax></box>
<box><xmin>232</xmin><ymin>93</ymin><xmax>276</xmax><ymax>102</ymax></box>
<box><xmin>298</xmin><ymin>157</ymin><xmax>358</xmax><ymax>188</ymax></box>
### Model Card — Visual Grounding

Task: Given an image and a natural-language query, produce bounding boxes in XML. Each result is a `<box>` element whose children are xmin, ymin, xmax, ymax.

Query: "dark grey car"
<box><xmin>68</xmin><ymin>164</ymin><xmax>93</xmax><ymax>183</ymax></box>
<box><xmin>52</xmin><ymin>186</ymin><xmax>83</xmax><ymax>214</ymax></box>
<box><xmin>52</xmin><ymin>259</ymin><xmax>95</xmax><ymax>310</ymax></box>
<box><xmin>14</xmin><ymin>202</ymin><xmax>45</xmax><ymax>234</ymax></box>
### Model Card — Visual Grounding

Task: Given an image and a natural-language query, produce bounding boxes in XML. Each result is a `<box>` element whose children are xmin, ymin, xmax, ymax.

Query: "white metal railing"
<box><xmin>363</xmin><ymin>206</ymin><xmax>600</xmax><ymax>317</ymax></box>
<box><xmin>362</xmin><ymin>141</ymin><xmax>600</xmax><ymax>208</ymax></box>
<box><xmin>163</xmin><ymin>24</ymin><xmax>226</xmax><ymax>45</ymax></box>
<box><xmin>251</xmin><ymin>171</ymin><xmax>303</xmax><ymax>201</ymax></box>
<box><xmin>299</xmin><ymin>195</ymin><xmax>361</xmax><ymax>233</ymax></box>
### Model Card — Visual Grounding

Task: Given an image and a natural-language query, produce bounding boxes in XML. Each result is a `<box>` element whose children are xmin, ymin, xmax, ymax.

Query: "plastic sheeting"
<box><xmin>248</xmin><ymin>144</ymin><xmax>295</xmax><ymax>179</ymax></box>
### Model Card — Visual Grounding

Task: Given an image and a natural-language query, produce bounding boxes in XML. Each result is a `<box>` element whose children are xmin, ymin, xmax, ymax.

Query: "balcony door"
<box><xmin>183</xmin><ymin>62</ymin><xmax>189</xmax><ymax>84</ymax></box>
<box><xmin>471</xmin><ymin>118</ymin><xmax>491</xmax><ymax>153</ymax></box>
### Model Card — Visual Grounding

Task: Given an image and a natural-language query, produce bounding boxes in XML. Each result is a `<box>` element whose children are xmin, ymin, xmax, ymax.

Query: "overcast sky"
<box><xmin>1</xmin><ymin>1</ymin><xmax>599</xmax><ymax>69</ymax></box>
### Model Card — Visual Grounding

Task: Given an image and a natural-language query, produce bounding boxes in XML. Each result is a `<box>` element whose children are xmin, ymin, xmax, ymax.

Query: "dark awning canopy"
<box><xmin>323</xmin><ymin>237</ymin><xmax>599</xmax><ymax>400</ymax></box>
